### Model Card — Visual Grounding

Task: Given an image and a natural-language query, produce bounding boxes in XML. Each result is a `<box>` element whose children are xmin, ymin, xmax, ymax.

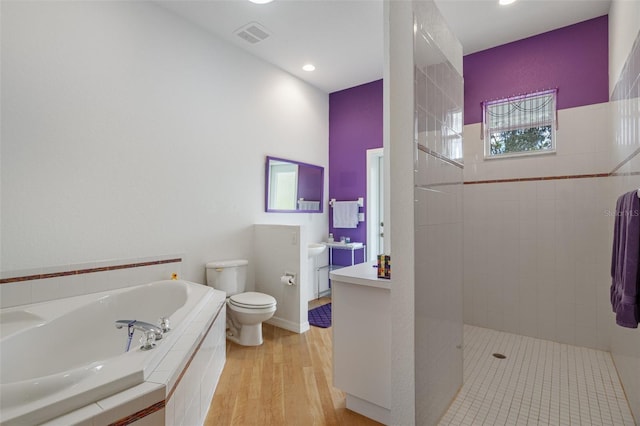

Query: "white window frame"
<box><xmin>482</xmin><ymin>89</ymin><xmax>558</xmax><ymax>159</ymax></box>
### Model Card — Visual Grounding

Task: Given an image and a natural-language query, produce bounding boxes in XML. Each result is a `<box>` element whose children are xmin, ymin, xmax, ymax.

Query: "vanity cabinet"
<box><xmin>330</xmin><ymin>262</ymin><xmax>391</xmax><ymax>425</ymax></box>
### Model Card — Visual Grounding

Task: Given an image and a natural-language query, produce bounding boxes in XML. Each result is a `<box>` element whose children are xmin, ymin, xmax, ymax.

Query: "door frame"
<box><xmin>366</xmin><ymin>148</ymin><xmax>384</xmax><ymax>261</ymax></box>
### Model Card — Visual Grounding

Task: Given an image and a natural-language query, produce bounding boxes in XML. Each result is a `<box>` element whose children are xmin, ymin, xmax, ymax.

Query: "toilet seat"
<box><xmin>229</xmin><ymin>292</ymin><xmax>276</xmax><ymax>310</ymax></box>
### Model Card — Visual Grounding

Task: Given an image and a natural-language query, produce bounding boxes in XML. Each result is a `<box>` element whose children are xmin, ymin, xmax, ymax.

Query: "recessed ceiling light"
<box><xmin>302</xmin><ymin>64</ymin><xmax>316</xmax><ymax>72</ymax></box>
<box><xmin>249</xmin><ymin>0</ymin><xmax>273</xmax><ymax>4</ymax></box>
<box><xmin>499</xmin><ymin>0</ymin><xmax>517</xmax><ymax>5</ymax></box>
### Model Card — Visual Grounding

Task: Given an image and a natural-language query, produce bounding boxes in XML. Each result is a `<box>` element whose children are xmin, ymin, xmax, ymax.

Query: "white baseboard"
<box><xmin>266</xmin><ymin>316</ymin><xmax>309</xmax><ymax>334</ymax></box>
<box><xmin>346</xmin><ymin>394</ymin><xmax>390</xmax><ymax>425</ymax></box>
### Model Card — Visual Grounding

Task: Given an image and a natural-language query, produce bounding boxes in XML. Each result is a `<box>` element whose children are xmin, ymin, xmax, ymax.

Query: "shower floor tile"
<box><xmin>439</xmin><ymin>325</ymin><xmax>636</xmax><ymax>426</ymax></box>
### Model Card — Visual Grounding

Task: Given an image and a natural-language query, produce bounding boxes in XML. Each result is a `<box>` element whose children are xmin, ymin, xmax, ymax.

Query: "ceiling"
<box><xmin>158</xmin><ymin>0</ymin><xmax>611</xmax><ymax>94</ymax></box>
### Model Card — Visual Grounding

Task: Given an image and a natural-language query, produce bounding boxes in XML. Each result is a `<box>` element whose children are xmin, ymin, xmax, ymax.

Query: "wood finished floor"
<box><xmin>204</xmin><ymin>298</ymin><xmax>382</xmax><ymax>426</ymax></box>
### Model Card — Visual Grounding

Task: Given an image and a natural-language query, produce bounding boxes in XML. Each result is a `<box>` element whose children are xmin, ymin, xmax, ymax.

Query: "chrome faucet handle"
<box><xmin>159</xmin><ymin>317</ymin><xmax>171</xmax><ymax>333</ymax></box>
<box><xmin>139</xmin><ymin>330</ymin><xmax>156</xmax><ymax>350</ymax></box>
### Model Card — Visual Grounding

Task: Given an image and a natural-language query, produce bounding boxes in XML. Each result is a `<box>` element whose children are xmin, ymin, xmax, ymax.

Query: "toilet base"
<box><xmin>227</xmin><ymin>323</ymin><xmax>264</xmax><ymax>346</ymax></box>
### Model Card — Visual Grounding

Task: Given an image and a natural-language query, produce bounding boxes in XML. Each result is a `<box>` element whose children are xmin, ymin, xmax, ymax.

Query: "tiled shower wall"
<box><xmin>461</xmin><ymin>16</ymin><xmax>614</xmax><ymax>351</ymax></box>
<box><xmin>609</xmin><ymin>27</ymin><xmax>640</xmax><ymax>423</ymax></box>
<box><xmin>386</xmin><ymin>1</ymin><xmax>463</xmax><ymax>423</ymax></box>
<box><xmin>413</xmin><ymin>2</ymin><xmax>464</xmax><ymax>424</ymax></box>
<box><xmin>463</xmin><ymin>103</ymin><xmax>613</xmax><ymax>351</ymax></box>
<box><xmin>463</xmin><ymin>175</ymin><xmax>612</xmax><ymax>350</ymax></box>
<box><xmin>463</xmin><ymin>23</ymin><xmax>640</xmax><ymax>422</ymax></box>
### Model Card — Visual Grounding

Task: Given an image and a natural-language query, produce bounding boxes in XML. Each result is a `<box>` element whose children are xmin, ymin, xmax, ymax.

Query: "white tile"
<box><xmin>57</xmin><ymin>273</ymin><xmax>87</xmax><ymax>299</ymax></box>
<box><xmin>0</xmin><ymin>280</ymin><xmax>33</xmax><ymax>308</ymax></box>
<box><xmin>40</xmin><ymin>403</ymin><xmax>102</xmax><ymax>426</ymax></box>
<box><xmin>438</xmin><ymin>326</ymin><xmax>636</xmax><ymax>426</ymax></box>
<box><xmin>536</xmin><ymin>181</ymin><xmax>557</xmax><ymax>200</ymax></box>
<box><xmin>173</xmin><ymin>378</ymin><xmax>186</xmax><ymax>426</ymax></box>
<box><xmin>131</xmin><ymin>409</ymin><xmax>165</xmax><ymax>426</ymax></box>
<box><xmin>165</xmin><ymin>396</ymin><xmax>176</xmax><ymax>426</ymax></box>
<box><xmin>95</xmin><ymin>382</ymin><xmax>164</xmax><ymax>425</ymax></box>
<box><xmin>31</xmin><ymin>277</ymin><xmax>61</xmax><ymax>303</ymax></box>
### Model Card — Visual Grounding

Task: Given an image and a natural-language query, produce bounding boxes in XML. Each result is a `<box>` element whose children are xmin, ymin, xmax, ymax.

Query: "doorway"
<box><xmin>366</xmin><ymin>148</ymin><xmax>384</xmax><ymax>261</ymax></box>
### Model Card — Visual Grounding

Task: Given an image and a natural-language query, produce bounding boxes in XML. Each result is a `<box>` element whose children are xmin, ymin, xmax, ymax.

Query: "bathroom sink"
<box><xmin>308</xmin><ymin>243</ymin><xmax>326</xmax><ymax>258</ymax></box>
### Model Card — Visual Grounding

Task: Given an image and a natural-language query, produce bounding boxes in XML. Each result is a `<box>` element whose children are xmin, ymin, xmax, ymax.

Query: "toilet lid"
<box><xmin>229</xmin><ymin>292</ymin><xmax>276</xmax><ymax>309</ymax></box>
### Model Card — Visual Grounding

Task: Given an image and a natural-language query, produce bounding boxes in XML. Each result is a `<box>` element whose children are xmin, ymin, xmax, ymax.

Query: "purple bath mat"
<box><xmin>308</xmin><ymin>303</ymin><xmax>332</xmax><ymax>328</ymax></box>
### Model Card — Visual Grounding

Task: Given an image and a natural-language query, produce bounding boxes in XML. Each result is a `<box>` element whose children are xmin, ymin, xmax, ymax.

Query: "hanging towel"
<box><xmin>298</xmin><ymin>201</ymin><xmax>320</xmax><ymax>210</ymax></box>
<box><xmin>610</xmin><ymin>190</ymin><xmax>640</xmax><ymax>328</ymax></box>
<box><xmin>333</xmin><ymin>201</ymin><xmax>359</xmax><ymax>229</ymax></box>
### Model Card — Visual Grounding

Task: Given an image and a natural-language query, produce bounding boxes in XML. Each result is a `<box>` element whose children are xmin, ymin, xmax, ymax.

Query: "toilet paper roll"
<box><xmin>280</xmin><ymin>275</ymin><xmax>295</xmax><ymax>285</ymax></box>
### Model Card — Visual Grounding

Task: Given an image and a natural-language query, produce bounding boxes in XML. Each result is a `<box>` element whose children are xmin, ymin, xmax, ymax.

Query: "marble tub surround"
<box><xmin>0</xmin><ymin>254</ymin><xmax>183</xmax><ymax>308</ymax></box>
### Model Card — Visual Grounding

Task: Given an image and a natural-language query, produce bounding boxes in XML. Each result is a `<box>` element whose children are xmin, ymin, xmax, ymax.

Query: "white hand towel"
<box><xmin>298</xmin><ymin>201</ymin><xmax>320</xmax><ymax>210</ymax></box>
<box><xmin>333</xmin><ymin>201</ymin><xmax>359</xmax><ymax>228</ymax></box>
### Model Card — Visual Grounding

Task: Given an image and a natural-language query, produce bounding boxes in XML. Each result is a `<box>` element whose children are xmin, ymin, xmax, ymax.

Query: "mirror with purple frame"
<box><xmin>265</xmin><ymin>156</ymin><xmax>324</xmax><ymax>213</ymax></box>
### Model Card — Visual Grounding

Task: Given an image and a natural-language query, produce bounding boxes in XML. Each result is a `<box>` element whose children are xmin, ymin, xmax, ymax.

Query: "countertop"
<box><xmin>329</xmin><ymin>262</ymin><xmax>392</xmax><ymax>290</ymax></box>
<box><xmin>324</xmin><ymin>241</ymin><xmax>364</xmax><ymax>249</ymax></box>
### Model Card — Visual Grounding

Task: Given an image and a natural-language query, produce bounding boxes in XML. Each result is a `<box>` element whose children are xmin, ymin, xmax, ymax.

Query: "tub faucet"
<box><xmin>115</xmin><ymin>319</ymin><xmax>163</xmax><ymax>340</ymax></box>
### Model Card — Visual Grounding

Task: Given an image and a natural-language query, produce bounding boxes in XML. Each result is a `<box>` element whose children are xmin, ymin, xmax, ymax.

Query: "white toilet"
<box><xmin>205</xmin><ymin>259</ymin><xmax>276</xmax><ymax>346</ymax></box>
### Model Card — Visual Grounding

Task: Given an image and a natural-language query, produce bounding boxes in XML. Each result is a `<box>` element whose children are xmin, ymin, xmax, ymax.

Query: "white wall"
<box><xmin>463</xmin><ymin>104</ymin><xmax>613</xmax><ymax>350</ymax></box>
<box><xmin>0</xmin><ymin>1</ymin><xmax>329</xmax><ymax>286</ymax></box>
<box><xmin>254</xmin><ymin>224</ymin><xmax>309</xmax><ymax>333</ymax></box>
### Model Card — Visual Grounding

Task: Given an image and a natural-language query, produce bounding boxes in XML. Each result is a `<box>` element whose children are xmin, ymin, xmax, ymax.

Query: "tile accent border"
<box><xmin>108</xmin><ymin>401</ymin><xmax>165</xmax><ymax>426</ymax></box>
<box><xmin>0</xmin><ymin>258</ymin><xmax>182</xmax><ymax>285</ymax></box>
<box><xmin>464</xmin><ymin>172</ymin><xmax>610</xmax><ymax>185</ymax></box>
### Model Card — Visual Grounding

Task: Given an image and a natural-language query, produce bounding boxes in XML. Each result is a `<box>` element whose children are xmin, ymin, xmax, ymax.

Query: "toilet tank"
<box><xmin>205</xmin><ymin>259</ymin><xmax>248</xmax><ymax>296</ymax></box>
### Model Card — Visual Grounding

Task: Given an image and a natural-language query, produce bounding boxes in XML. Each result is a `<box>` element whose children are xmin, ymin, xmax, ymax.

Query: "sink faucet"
<box><xmin>115</xmin><ymin>319</ymin><xmax>163</xmax><ymax>340</ymax></box>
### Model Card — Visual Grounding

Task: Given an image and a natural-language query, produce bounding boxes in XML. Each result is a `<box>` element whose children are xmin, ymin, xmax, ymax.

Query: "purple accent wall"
<box><xmin>464</xmin><ymin>15</ymin><xmax>609</xmax><ymax>125</ymax></box>
<box><xmin>329</xmin><ymin>79</ymin><xmax>383</xmax><ymax>265</ymax></box>
<box><xmin>297</xmin><ymin>164</ymin><xmax>323</xmax><ymax>203</ymax></box>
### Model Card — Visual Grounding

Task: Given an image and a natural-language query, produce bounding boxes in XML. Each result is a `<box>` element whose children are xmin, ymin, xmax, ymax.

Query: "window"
<box><xmin>483</xmin><ymin>89</ymin><xmax>557</xmax><ymax>159</ymax></box>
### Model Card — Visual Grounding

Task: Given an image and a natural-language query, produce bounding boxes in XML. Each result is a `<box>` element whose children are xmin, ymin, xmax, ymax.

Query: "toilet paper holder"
<box><xmin>281</xmin><ymin>272</ymin><xmax>296</xmax><ymax>286</ymax></box>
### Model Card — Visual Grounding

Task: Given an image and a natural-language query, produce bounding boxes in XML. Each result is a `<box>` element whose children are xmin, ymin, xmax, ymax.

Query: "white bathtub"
<box><xmin>0</xmin><ymin>279</ymin><xmax>214</xmax><ymax>426</ymax></box>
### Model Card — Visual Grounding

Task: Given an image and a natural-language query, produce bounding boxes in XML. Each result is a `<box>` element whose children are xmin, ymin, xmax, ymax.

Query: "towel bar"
<box><xmin>329</xmin><ymin>197</ymin><xmax>364</xmax><ymax>207</ymax></box>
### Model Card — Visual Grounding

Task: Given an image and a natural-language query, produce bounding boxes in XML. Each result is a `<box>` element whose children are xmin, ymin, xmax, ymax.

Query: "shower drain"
<box><xmin>492</xmin><ymin>353</ymin><xmax>506</xmax><ymax>359</ymax></box>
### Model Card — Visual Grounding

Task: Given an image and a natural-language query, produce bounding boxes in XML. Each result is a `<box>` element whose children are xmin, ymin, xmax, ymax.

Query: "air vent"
<box><xmin>234</xmin><ymin>22</ymin><xmax>271</xmax><ymax>44</ymax></box>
